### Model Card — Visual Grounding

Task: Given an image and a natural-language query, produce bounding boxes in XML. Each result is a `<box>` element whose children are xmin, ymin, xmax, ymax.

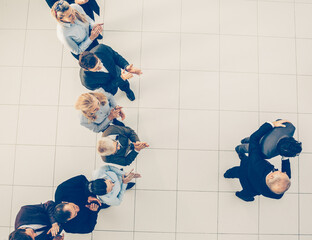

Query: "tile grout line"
<box><xmin>8</xmin><ymin>0</ymin><xmax>31</xmax><ymax>230</ymax></box>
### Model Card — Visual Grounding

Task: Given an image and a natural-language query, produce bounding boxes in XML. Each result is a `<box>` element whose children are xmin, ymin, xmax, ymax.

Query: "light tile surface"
<box><xmin>1</xmin><ymin>0</ymin><xmax>312</xmax><ymax>239</ymax></box>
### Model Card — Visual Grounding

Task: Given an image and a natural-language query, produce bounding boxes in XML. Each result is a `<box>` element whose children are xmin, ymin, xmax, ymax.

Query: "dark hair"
<box><xmin>277</xmin><ymin>137</ymin><xmax>302</xmax><ymax>157</ymax></box>
<box><xmin>90</xmin><ymin>179</ymin><xmax>107</xmax><ymax>195</ymax></box>
<box><xmin>9</xmin><ymin>229</ymin><xmax>32</xmax><ymax>240</ymax></box>
<box><xmin>54</xmin><ymin>203</ymin><xmax>71</xmax><ymax>223</ymax></box>
<box><xmin>79</xmin><ymin>51</ymin><xmax>97</xmax><ymax>69</ymax></box>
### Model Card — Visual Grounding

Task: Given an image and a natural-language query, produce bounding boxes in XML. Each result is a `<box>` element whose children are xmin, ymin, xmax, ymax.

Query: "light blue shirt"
<box><xmin>92</xmin><ymin>165</ymin><xmax>127</xmax><ymax>206</ymax></box>
<box><xmin>56</xmin><ymin>4</ymin><xmax>95</xmax><ymax>55</ymax></box>
<box><xmin>80</xmin><ymin>88</ymin><xmax>117</xmax><ymax>133</ymax></box>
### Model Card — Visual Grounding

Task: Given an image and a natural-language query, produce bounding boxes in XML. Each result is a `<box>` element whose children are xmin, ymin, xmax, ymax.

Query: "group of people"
<box><xmin>8</xmin><ymin>1</ymin><xmax>303</xmax><ymax>240</ymax></box>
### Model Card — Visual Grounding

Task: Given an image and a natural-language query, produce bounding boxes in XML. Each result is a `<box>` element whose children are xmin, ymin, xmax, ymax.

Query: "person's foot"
<box><xmin>223</xmin><ymin>167</ymin><xmax>240</xmax><ymax>179</ymax></box>
<box><xmin>125</xmin><ymin>89</ymin><xmax>135</xmax><ymax>101</ymax></box>
<box><xmin>126</xmin><ymin>182</ymin><xmax>135</xmax><ymax>190</ymax></box>
<box><xmin>235</xmin><ymin>191</ymin><xmax>254</xmax><ymax>202</ymax></box>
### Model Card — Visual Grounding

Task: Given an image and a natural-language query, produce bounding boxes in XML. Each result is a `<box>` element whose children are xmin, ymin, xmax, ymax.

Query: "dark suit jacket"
<box><xmin>54</xmin><ymin>175</ymin><xmax>98</xmax><ymax>234</ymax></box>
<box><xmin>80</xmin><ymin>44</ymin><xmax>129</xmax><ymax>92</ymax></box>
<box><xmin>14</xmin><ymin>201</ymin><xmax>60</xmax><ymax>240</ymax></box>
<box><xmin>239</xmin><ymin>123</ymin><xmax>291</xmax><ymax>201</ymax></box>
<box><xmin>45</xmin><ymin>0</ymin><xmax>100</xmax><ymax>20</ymax></box>
<box><xmin>101</xmin><ymin>125</ymin><xmax>140</xmax><ymax>166</ymax></box>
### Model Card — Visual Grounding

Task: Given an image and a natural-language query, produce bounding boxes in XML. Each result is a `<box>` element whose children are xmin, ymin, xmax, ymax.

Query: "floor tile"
<box><xmin>27</xmin><ymin>0</ymin><xmax>55</xmax><ymax>29</ymax></box>
<box><xmin>95</xmin><ymin>190</ymin><xmax>135</xmax><ymax>231</ymax></box>
<box><xmin>258</xmin><ymin>1</ymin><xmax>295</xmax><ymax>37</ymax></box>
<box><xmin>104</xmin><ymin>0</ymin><xmax>143</xmax><ymax>31</ymax></box>
<box><xmin>141</xmin><ymin>32</ymin><xmax>180</xmax><ymax>70</ymax></box>
<box><xmin>119</xmin><ymin>107</ymin><xmax>139</xmax><ymax>132</ymax></box>
<box><xmin>298</xmin><ymin>76</ymin><xmax>312</xmax><ymax>113</ymax></box>
<box><xmin>220</xmin><ymin>35</ymin><xmax>258</xmax><ymax>73</ymax></box>
<box><xmin>180</xmin><ymin>71</ymin><xmax>219</xmax><ymax>110</ymax></box>
<box><xmin>219</xmin><ymin>111</ymin><xmax>259</xmax><ymax>150</ymax></box>
<box><xmin>176</xmin><ymin>233</ymin><xmax>217</xmax><ymax>240</ymax></box>
<box><xmin>259</xmin><ymin>194</ymin><xmax>298</xmax><ymax>234</ymax></box>
<box><xmin>0</xmin><ymin>0</ymin><xmax>28</xmax><ymax>29</ymax></box>
<box><xmin>17</xmin><ymin>106</ymin><xmax>58</xmax><ymax>145</ymax></box>
<box><xmin>299</xmin><ymin>153</ymin><xmax>312</xmax><ymax>193</ymax></box>
<box><xmin>136</xmin><ymin>149</ymin><xmax>178</xmax><ymax>190</ymax></box>
<box><xmin>23</xmin><ymin>30</ymin><xmax>63</xmax><ymax>67</ymax></box>
<box><xmin>181</xmin><ymin>34</ymin><xmax>219</xmax><ymax>71</ymax></box>
<box><xmin>0</xmin><ymin>186</ymin><xmax>13</xmax><ymax>226</ymax></box>
<box><xmin>259</xmin><ymin>74</ymin><xmax>297</xmax><ymax>113</ymax></box>
<box><xmin>260</xmin><ymin>236</ymin><xmax>298</xmax><ymax>240</ymax></box>
<box><xmin>143</xmin><ymin>0</ymin><xmax>181</xmax><ymax>32</ymax></box>
<box><xmin>14</xmin><ymin>145</ymin><xmax>55</xmax><ymax>186</ymax></box>
<box><xmin>0</xmin><ymin>30</ymin><xmax>26</xmax><ymax>66</ymax></box>
<box><xmin>259</xmin><ymin>37</ymin><xmax>296</xmax><ymax>74</ymax></box>
<box><xmin>61</xmin><ymin>48</ymin><xmax>79</xmax><ymax>68</ymax></box>
<box><xmin>0</xmin><ymin>145</ymin><xmax>15</xmax><ymax>185</ymax></box>
<box><xmin>300</xmin><ymin>236</ymin><xmax>312</xmax><ymax>240</ymax></box>
<box><xmin>93</xmin><ymin>231</ymin><xmax>133</xmax><ymax>240</ymax></box>
<box><xmin>54</xmin><ymin>146</ymin><xmax>95</xmax><ymax>186</ymax></box>
<box><xmin>220</xmin><ymin>0</ymin><xmax>257</xmax><ymax>35</ymax></box>
<box><xmin>181</xmin><ymin>0</ymin><xmax>219</xmax><ymax>34</ymax></box>
<box><xmin>138</xmin><ymin>109</ymin><xmax>179</xmax><ymax>149</ymax></box>
<box><xmin>177</xmin><ymin>192</ymin><xmax>218</xmax><ymax>233</ymax></box>
<box><xmin>64</xmin><ymin>233</ymin><xmax>92</xmax><ymax>240</ymax></box>
<box><xmin>218</xmin><ymin>192</ymin><xmax>259</xmax><ymax>233</ymax></box>
<box><xmin>20</xmin><ymin>67</ymin><xmax>60</xmax><ymax>105</ymax></box>
<box><xmin>179</xmin><ymin>110</ymin><xmax>219</xmax><ymax>150</ymax></box>
<box><xmin>296</xmin><ymin>38</ymin><xmax>312</xmax><ymax>75</ymax></box>
<box><xmin>295</xmin><ymin>3</ymin><xmax>312</xmax><ymax>38</ymax></box>
<box><xmin>218</xmin><ymin>235</ymin><xmax>258</xmax><ymax>240</ymax></box>
<box><xmin>56</xmin><ymin>106</ymin><xmax>96</xmax><ymax>146</ymax></box>
<box><xmin>220</xmin><ymin>72</ymin><xmax>258</xmax><ymax>111</ymax></box>
<box><xmin>139</xmin><ymin>70</ymin><xmax>180</xmax><ymax>109</ymax></box>
<box><xmin>178</xmin><ymin>150</ymin><xmax>218</xmax><ymax>191</ymax></box>
<box><xmin>0</xmin><ymin>227</ymin><xmax>10</xmax><ymax>240</ymax></box>
<box><xmin>0</xmin><ymin>67</ymin><xmax>22</xmax><ymax>104</ymax></box>
<box><xmin>135</xmin><ymin>232</ymin><xmax>175</xmax><ymax>240</ymax></box>
<box><xmin>298</xmin><ymin>114</ymin><xmax>312</xmax><ymax>152</ymax></box>
<box><xmin>135</xmin><ymin>190</ymin><xmax>176</xmax><ymax>232</ymax></box>
<box><xmin>0</xmin><ymin>106</ymin><xmax>19</xmax><ymax>144</ymax></box>
<box><xmin>300</xmin><ymin>194</ymin><xmax>312</xmax><ymax>234</ymax></box>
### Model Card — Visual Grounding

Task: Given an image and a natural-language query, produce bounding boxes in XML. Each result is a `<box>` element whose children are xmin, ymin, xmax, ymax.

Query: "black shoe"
<box><xmin>224</xmin><ymin>167</ymin><xmax>240</xmax><ymax>179</ymax></box>
<box><xmin>235</xmin><ymin>191</ymin><xmax>254</xmax><ymax>202</ymax></box>
<box><xmin>126</xmin><ymin>182</ymin><xmax>135</xmax><ymax>190</ymax></box>
<box><xmin>125</xmin><ymin>89</ymin><xmax>135</xmax><ymax>101</ymax></box>
<box><xmin>240</xmin><ymin>137</ymin><xmax>250</xmax><ymax>144</ymax></box>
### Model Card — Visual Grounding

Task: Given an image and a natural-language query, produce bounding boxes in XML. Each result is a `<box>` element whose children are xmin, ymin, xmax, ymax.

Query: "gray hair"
<box><xmin>97</xmin><ymin>137</ymin><xmax>115</xmax><ymax>156</ymax></box>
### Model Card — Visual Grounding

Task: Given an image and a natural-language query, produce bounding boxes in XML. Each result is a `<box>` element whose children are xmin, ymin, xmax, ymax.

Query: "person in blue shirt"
<box><xmin>51</xmin><ymin>0</ymin><xmax>103</xmax><ymax>59</ymax></box>
<box><xmin>89</xmin><ymin>165</ymin><xmax>141</xmax><ymax>207</ymax></box>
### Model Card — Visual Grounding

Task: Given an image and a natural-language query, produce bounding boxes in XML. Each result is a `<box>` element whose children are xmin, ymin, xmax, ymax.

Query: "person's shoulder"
<box><xmin>70</xmin><ymin>3</ymin><xmax>83</xmax><ymax>12</ymax></box>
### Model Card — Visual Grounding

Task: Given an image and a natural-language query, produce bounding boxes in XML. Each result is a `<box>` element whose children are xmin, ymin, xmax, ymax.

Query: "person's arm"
<box><xmin>81</xmin><ymin>117</ymin><xmax>112</xmax><ymax>133</ymax></box>
<box><xmin>98</xmin><ymin>183</ymin><xmax>127</xmax><ymax>206</ymax></box>
<box><xmin>107</xmin><ymin>153</ymin><xmax>138</xmax><ymax>166</ymax></box>
<box><xmin>63</xmin><ymin>209</ymin><xmax>98</xmax><ymax>234</ymax></box>
<box><xmin>281</xmin><ymin>157</ymin><xmax>291</xmax><ymax>179</ymax></box>
<box><xmin>249</xmin><ymin>122</ymin><xmax>274</xmax><ymax>154</ymax></box>
<box><xmin>108</xmin><ymin>46</ymin><xmax>129</xmax><ymax>69</ymax></box>
<box><xmin>42</xmin><ymin>201</ymin><xmax>57</xmax><ymax>225</ymax></box>
<box><xmin>120</xmin><ymin>126</ymin><xmax>140</xmax><ymax>142</ymax></box>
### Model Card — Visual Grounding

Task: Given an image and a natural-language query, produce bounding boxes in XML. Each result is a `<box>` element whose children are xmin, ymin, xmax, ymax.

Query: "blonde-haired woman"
<box><xmin>51</xmin><ymin>0</ymin><xmax>103</xmax><ymax>59</ymax></box>
<box><xmin>75</xmin><ymin>88</ymin><xmax>126</xmax><ymax>133</ymax></box>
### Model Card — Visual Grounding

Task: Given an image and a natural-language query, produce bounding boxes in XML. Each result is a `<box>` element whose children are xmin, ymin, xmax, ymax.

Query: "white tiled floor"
<box><xmin>0</xmin><ymin>0</ymin><xmax>311</xmax><ymax>239</ymax></box>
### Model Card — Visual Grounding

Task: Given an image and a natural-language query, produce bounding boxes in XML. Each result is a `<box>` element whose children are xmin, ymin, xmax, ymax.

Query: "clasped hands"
<box><xmin>121</xmin><ymin>64</ymin><xmax>143</xmax><ymax>80</ymax></box>
<box><xmin>122</xmin><ymin>169</ymin><xmax>141</xmax><ymax>184</ymax></box>
<box><xmin>108</xmin><ymin>106</ymin><xmax>125</xmax><ymax>121</ymax></box>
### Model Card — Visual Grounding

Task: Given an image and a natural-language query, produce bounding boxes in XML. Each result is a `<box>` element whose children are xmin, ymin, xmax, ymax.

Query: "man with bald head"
<box><xmin>224</xmin><ymin>120</ymin><xmax>292</xmax><ymax>202</ymax></box>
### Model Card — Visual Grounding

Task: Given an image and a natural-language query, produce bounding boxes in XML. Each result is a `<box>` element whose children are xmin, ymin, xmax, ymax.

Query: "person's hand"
<box><xmin>108</xmin><ymin>108</ymin><xmax>120</xmax><ymax>120</ymax></box>
<box><xmin>122</xmin><ymin>169</ymin><xmax>135</xmax><ymax>184</ymax></box>
<box><xmin>75</xmin><ymin>0</ymin><xmax>89</xmax><ymax>4</ymax></box>
<box><xmin>86</xmin><ymin>203</ymin><xmax>99</xmax><ymax>211</ymax></box>
<box><xmin>90</xmin><ymin>24</ymin><xmax>103</xmax><ymax>41</ymax></box>
<box><xmin>87</xmin><ymin>196</ymin><xmax>102</xmax><ymax>206</ymax></box>
<box><xmin>118</xmin><ymin>108</ymin><xmax>126</xmax><ymax>120</ymax></box>
<box><xmin>121</xmin><ymin>69</ymin><xmax>133</xmax><ymax>80</ymax></box>
<box><xmin>53</xmin><ymin>233</ymin><xmax>64</xmax><ymax>240</ymax></box>
<box><xmin>133</xmin><ymin>173</ymin><xmax>141</xmax><ymax>178</ymax></box>
<box><xmin>272</xmin><ymin>119</ymin><xmax>290</xmax><ymax>128</ymax></box>
<box><xmin>47</xmin><ymin>223</ymin><xmax>59</xmax><ymax>237</ymax></box>
<box><xmin>133</xmin><ymin>142</ymin><xmax>149</xmax><ymax>151</ymax></box>
<box><xmin>126</xmin><ymin>64</ymin><xmax>143</xmax><ymax>75</ymax></box>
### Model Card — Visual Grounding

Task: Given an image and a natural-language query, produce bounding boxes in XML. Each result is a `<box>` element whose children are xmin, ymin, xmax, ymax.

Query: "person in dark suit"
<box><xmin>45</xmin><ymin>0</ymin><xmax>100</xmax><ymax>20</ymax></box>
<box><xmin>9</xmin><ymin>201</ymin><xmax>63</xmax><ymax>240</ymax></box>
<box><xmin>79</xmin><ymin>44</ymin><xmax>142</xmax><ymax>101</ymax></box>
<box><xmin>224</xmin><ymin>120</ymin><xmax>292</xmax><ymax>202</ymax></box>
<box><xmin>97</xmin><ymin>125</ymin><xmax>149</xmax><ymax>166</ymax></box>
<box><xmin>235</xmin><ymin>120</ymin><xmax>302</xmax><ymax>159</ymax></box>
<box><xmin>54</xmin><ymin>175</ymin><xmax>102</xmax><ymax>234</ymax></box>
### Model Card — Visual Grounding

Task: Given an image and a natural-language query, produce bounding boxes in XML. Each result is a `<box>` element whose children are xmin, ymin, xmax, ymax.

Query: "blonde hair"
<box><xmin>97</xmin><ymin>138</ymin><xmax>116</xmax><ymax>156</ymax></box>
<box><xmin>51</xmin><ymin>0</ymin><xmax>87</xmax><ymax>24</ymax></box>
<box><xmin>75</xmin><ymin>92</ymin><xmax>108</xmax><ymax>121</ymax></box>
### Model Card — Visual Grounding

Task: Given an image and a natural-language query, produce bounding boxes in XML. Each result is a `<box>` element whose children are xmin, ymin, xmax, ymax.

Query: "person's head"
<box><xmin>89</xmin><ymin>178</ymin><xmax>115</xmax><ymax>195</ymax></box>
<box><xmin>79</xmin><ymin>52</ymin><xmax>101</xmax><ymax>71</ymax></box>
<box><xmin>9</xmin><ymin>228</ymin><xmax>35</xmax><ymax>240</ymax></box>
<box><xmin>54</xmin><ymin>202</ymin><xmax>80</xmax><ymax>223</ymax></box>
<box><xmin>97</xmin><ymin>137</ymin><xmax>120</xmax><ymax>156</ymax></box>
<box><xmin>75</xmin><ymin>92</ymin><xmax>107</xmax><ymax>121</ymax></box>
<box><xmin>277</xmin><ymin>137</ymin><xmax>302</xmax><ymax>157</ymax></box>
<box><xmin>51</xmin><ymin>0</ymin><xmax>87</xmax><ymax>24</ymax></box>
<box><xmin>266</xmin><ymin>171</ymin><xmax>291</xmax><ymax>194</ymax></box>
